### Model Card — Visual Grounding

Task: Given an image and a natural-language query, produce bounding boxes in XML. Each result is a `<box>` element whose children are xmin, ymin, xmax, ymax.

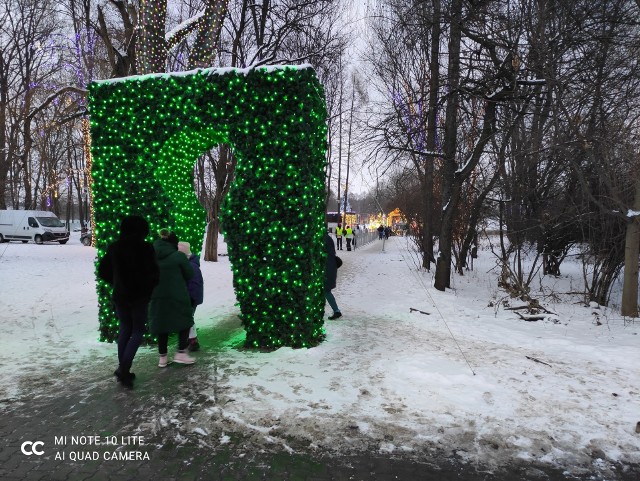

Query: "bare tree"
<box><xmin>363</xmin><ymin>0</ymin><xmax>442</xmax><ymax>269</ymax></box>
<box><xmin>0</xmin><ymin>0</ymin><xmax>67</xmax><ymax>209</ymax></box>
<box><xmin>364</xmin><ymin>0</ymin><xmax>527</xmax><ymax>287</ymax></box>
<box><xmin>94</xmin><ymin>0</ymin><xmax>139</xmax><ymax>77</ymax></box>
<box><xmin>550</xmin><ymin>0</ymin><xmax>640</xmax><ymax>311</ymax></box>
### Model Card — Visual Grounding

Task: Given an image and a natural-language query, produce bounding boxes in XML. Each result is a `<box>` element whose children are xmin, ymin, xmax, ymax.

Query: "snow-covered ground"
<box><xmin>0</xmin><ymin>232</ymin><xmax>638</xmax><ymax>477</ymax></box>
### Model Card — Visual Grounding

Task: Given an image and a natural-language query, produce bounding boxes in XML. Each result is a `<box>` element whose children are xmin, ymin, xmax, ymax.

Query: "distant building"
<box><xmin>387</xmin><ymin>208</ymin><xmax>409</xmax><ymax>235</ymax></box>
<box><xmin>388</xmin><ymin>208</ymin><xmax>403</xmax><ymax>226</ymax></box>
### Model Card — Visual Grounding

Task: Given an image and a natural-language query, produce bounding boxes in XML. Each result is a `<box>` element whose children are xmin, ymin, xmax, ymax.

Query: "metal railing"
<box><xmin>331</xmin><ymin>229</ymin><xmax>381</xmax><ymax>250</ymax></box>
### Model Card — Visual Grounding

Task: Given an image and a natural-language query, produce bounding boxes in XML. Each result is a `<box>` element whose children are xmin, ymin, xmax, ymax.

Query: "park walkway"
<box><xmin>1</xmin><ymin>236</ymin><xmax>635</xmax><ymax>481</ymax></box>
<box><xmin>0</xmin><ymin>343</ymin><xmax>591</xmax><ymax>481</ymax></box>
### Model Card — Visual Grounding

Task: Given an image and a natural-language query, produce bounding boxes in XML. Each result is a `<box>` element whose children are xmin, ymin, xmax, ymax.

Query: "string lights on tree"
<box><xmin>81</xmin><ymin>117</ymin><xmax>95</xmax><ymax>243</ymax></box>
<box><xmin>88</xmin><ymin>66</ymin><xmax>328</xmax><ymax>349</ymax></box>
<box><xmin>138</xmin><ymin>0</ymin><xmax>168</xmax><ymax>74</ymax></box>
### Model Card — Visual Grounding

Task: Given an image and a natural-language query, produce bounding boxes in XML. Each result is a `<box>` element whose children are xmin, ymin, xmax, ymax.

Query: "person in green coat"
<box><xmin>149</xmin><ymin>230</ymin><xmax>196</xmax><ymax>367</ymax></box>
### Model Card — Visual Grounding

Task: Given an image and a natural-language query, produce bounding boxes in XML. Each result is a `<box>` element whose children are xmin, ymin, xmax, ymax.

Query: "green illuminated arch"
<box><xmin>88</xmin><ymin>66</ymin><xmax>328</xmax><ymax>349</ymax></box>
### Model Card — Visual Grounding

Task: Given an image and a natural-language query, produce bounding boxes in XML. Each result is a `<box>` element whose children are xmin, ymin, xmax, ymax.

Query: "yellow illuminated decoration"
<box><xmin>88</xmin><ymin>66</ymin><xmax>328</xmax><ymax>349</ymax></box>
<box><xmin>81</xmin><ymin>117</ymin><xmax>95</xmax><ymax>243</ymax></box>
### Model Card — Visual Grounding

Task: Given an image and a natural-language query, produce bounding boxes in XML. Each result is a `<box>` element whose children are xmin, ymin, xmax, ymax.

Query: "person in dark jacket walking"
<box><xmin>98</xmin><ymin>215</ymin><xmax>159</xmax><ymax>388</ymax></box>
<box><xmin>149</xmin><ymin>230</ymin><xmax>195</xmax><ymax>367</ymax></box>
<box><xmin>178</xmin><ymin>241</ymin><xmax>203</xmax><ymax>351</ymax></box>
<box><xmin>324</xmin><ymin>231</ymin><xmax>342</xmax><ymax>320</ymax></box>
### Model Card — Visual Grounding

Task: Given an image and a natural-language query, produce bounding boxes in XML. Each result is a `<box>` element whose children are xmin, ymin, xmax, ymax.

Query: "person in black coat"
<box><xmin>324</xmin><ymin>232</ymin><xmax>342</xmax><ymax>320</ymax></box>
<box><xmin>98</xmin><ymin>215</ymin><xmax>159</xmax><ymax>388</ymax></box>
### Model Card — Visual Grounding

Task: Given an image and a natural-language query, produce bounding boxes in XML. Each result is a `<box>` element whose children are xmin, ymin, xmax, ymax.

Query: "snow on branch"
<box><xmin>485</xmin><ymin>85</ymin><xmax>507</xmax><ymax>100</ymax></box>
<box><xmin>166</xmin><ymin>11</ymin><xmax>205</xmax><ymax>50</ymax></box>
<box><xmin>516</xmin><ymin>78</ymin><xmax>546</xmax><ymax>86</ymax></box>
<box><xmin>515</xmin><ymin>312</ymin><xmax>560</xmax><ymax>324</ymax></box>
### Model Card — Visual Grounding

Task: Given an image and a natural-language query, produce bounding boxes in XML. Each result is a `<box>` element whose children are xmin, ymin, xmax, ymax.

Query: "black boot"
<box><xmin>114</xmin><ymin>366</ymin><xmax>135</xmax><ymax>388</ymax></box>
<box><xmin>114</xmin><ymin>367</ymin><xmax>136</xmax><ymax>380</ymax></box>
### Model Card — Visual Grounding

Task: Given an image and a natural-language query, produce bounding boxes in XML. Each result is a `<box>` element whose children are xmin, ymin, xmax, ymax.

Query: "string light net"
<box><xmin>88</xmin><ymin>66</ymin><xmax>328</xmax><ymax>349</ymax></box>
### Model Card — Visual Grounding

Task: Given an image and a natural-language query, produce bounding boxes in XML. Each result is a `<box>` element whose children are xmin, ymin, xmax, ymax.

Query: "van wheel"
<box><xmin>81</xmin><ymin>236</ymin><xmax>92</xmax><ymax>246</ymax></box>
<box><xmin>0</xmin><ymin>233</ymin><xmax>4</xmax><ymax>242</ymax></box>
<box><xmin>59</xmin><ymin>240</ymin><xmax>68</xmax><ymax>245</ymax></box>
<box><xmin>34</xmin><ymin>235</ymin><xmax>43</xmax><ymax>244</ymax></box>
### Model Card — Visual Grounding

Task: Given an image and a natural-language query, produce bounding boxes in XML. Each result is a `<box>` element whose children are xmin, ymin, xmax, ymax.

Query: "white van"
<box><xmin>0</xmin><ymin>210</ymin><xmax>70</xmax><ymax>244</ymax></box>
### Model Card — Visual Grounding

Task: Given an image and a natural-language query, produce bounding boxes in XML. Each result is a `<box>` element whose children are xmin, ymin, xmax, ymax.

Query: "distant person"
<box><xmin>345</xmin><ymin>225</ymin><xmax>353</xmax><ymax>251</ymax></box>
<box><xmin>353</xmin><ymin>225</ymin><xmax>360</xmax><ymax>250</ymax></box>
<box><xmin>324</xmin><ymin>231</ymin><xmax>342</xmax><ymax>320</ymax></box>
<box><xmin>384</xmin><ymin>226</ymin><xmax>391</xmax><ymax>239</ymax></box>
<box><xmin>178</xmin><ymin>241</ymin><xmax>203</xmax><ymax>351</ymax></box>
<box><xmin>149</xmin><ymin>229</ymin><xmax>196</xmax><ymax>367</ymax></box>
<box><xmin>377</xmin><ymin>224</ymin><xmax>384</xmax><ymax>240</ymax></box>
<box><xmin>98</xmin><ymin>215</ymin><xmax>159</xmax><ymax>389</ymax></box>
<box><xmin>335</xmin><ymin>223</ymin><xmax>344</xmax><ymax>250</ymax></box>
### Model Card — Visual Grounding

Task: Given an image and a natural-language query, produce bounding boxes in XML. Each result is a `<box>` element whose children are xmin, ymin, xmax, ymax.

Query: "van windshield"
<box><xmin>36</xmin><ymin>217</ymin><xmax>65</xmax><ymax>228</ymax></box>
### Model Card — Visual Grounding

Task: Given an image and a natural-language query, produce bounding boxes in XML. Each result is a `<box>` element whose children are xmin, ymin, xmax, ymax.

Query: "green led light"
<box><xmin>88</xmin><ymin>67</ymin><xmax>328</xmax><ymax>348</ymax></box>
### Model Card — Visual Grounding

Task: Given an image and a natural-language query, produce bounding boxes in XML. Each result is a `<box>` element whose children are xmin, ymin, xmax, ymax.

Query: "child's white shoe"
<box><xmin>158</xmin><ymin>354</ymin><xmax>168</xmax><ymax>368</ymax></box>
<box><xmin>173</xmin><ymin>351</ymin><xmax>195</xmax><ymax>365</ymax></box>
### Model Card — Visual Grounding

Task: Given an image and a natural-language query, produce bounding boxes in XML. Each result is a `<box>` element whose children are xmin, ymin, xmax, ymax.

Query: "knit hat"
<box><xmin>120</xmin><ymin>215</ymin><xmax>149</xmax><ymax>241</ymax></box>
<box><xmin>178</xmin><ymin>241</ymin><xmax>191</xmax><ymax>256</ymax></box>
<box><xmin>166</xmin><ymin>232</ymin><xmax>179</xmax><ymax>247</ymax></box>
<box><xmin>158</xmin><ymin>227</ymin><xmax>178</xmax><ymax>247</ymax></box>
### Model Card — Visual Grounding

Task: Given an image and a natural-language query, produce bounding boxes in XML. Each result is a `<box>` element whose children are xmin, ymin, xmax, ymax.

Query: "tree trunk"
<box><xmin>204</xmin><ymin>217</ymin><xmax>219</xmax><ymax>262</ymax></box>
<box><xmin>203</xmin><ymin>144</ymin><xmax>234</xmax><ymax>261</ymax></box>
<box><xmin>325</xmin><ymin>118</ymin><xmax>333</xmax><ymax>204</ymax></box>
<box><xmin>137</xmin><ymin>0</ymin><xmax>167</xmax><ymax>74</ymax></box>
<box><xmin>434</xmin><ymin>0</ymin><xmax>462</xmax><ymax>291</ymax></box>
<box><xmin>422</xmin><ymin>0</ymin><xmax>440</xmax><ymax>270</ymax></box>
<box><xmin>75</xmin><ymin>176</ymin><xmax>85</xmax><ymax>228</ymax></box>
<box><xmin>66</xmin><ymin>168</ymin><xmax>73</xmax><ymax>226</ymax></box>
<box><xmin>204</xmin><ymin>179</ymin><xmax>221</xmax><ymax>263</ymax></box>
<box><xmin>342</xmin><ymin>75</ymin><xmax>356</xmax><ymax>226</ymax></box>
<box><xmin>0</xmin><ymin>61</ymin><xmax>7</xmax><ymax>210</ymax></box>
<box><xmin>621</xmin><ymin>176</ymin><xmax>640</xmax><ymax>317</ymax></box>
<box><xmin>21</xmin><ymin>118</ymin><xmax>33</xmax><ymax>209</ymax></box>
<box><xmin>189</xmin><ymin>0</ymin><xmax>227</xmax><ymax>68</ymax></box>
<box><xmin>336</xmin><ymin>69</ymin><xmax>343</xmax><ymax>216</ymax></box>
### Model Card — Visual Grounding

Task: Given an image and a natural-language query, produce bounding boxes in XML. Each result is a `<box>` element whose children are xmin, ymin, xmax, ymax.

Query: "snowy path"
<box><xmin>0</xmin><ymin>234</ymin><xmax>638</xmax><ymax>479</ymax></box>
<box><xmin>151</xmin><ymin>237</ymin><xmax>637</xmax><ymax>478</ymax></box>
